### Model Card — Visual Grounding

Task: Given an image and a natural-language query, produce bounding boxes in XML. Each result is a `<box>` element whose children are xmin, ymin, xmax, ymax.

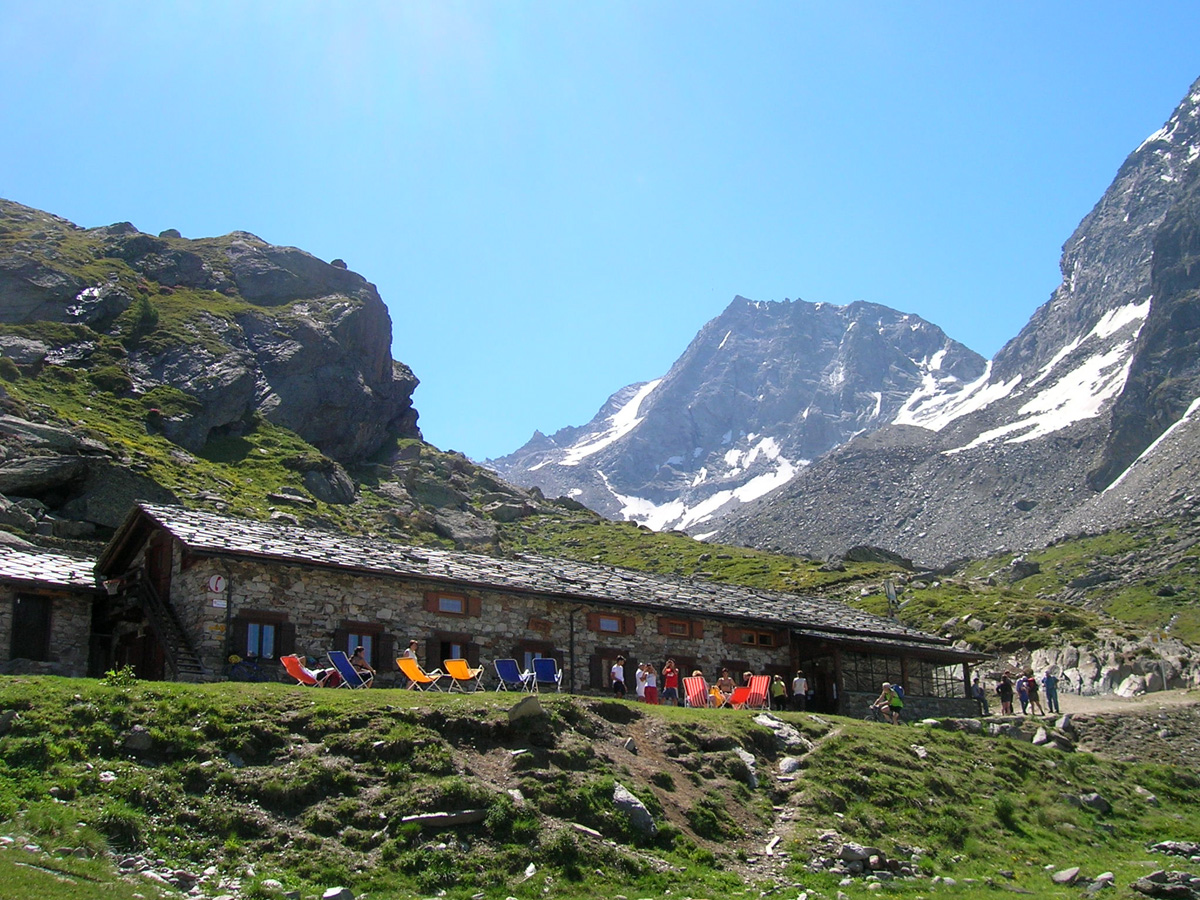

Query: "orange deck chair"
<box><xmin>396</xmin><ymin>656</ymin><xmax>446</xmax><ymax>691</ymax></box>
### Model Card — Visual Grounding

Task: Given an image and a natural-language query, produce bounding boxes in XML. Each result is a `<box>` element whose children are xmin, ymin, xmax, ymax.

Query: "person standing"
<box><xmin>1042</xmin><ymin>669</ymin><xmax>1061</xmax><ymax>714</ymax></box>
<box><xmin>770</xmin><ymin>674</ymin><xmax>788</xmax><ymax>710</ymax></box>
<box><xmin>1016</xmin><ymin>675</ymin><xmax>1029</xmax><ymax>714</ymax></box>
<box><xmin>661</xmin><ymin>659</ymin><xmax>680</xmax><ymax>706</ymax></box>
<box><xmin>1025</xmin><ymin>672</ymin><xmax>1046</xmax><ymax>716</ymax></box>
<box><xmin>644</xmin><ymin>663</ymin><xmax>658</xmax><ymax>705</ymax></box>
<box><xmin>997</xmin><ymin>673</ymin><xmax>1014</xmax><ymax>715</ymax></box>
<box><xmin>635</xmin><ymin>663</ymin><xmax>648</xmax><ymax>701</ymax></box>
<box><xmin>611</xmin><ymin>656</ymin><xmax>627</xmax><ymax>698</ymax></box>
<box><xmin>792</xmin><ymin>670</ymin><xmax>808</xmax><ymax>712</ymax></box>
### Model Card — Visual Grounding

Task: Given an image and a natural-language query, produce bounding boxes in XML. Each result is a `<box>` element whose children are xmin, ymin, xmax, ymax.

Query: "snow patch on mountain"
<box><xmin>561</xmin><ymin>379</ymin><xmax>661</xmax><ymax>466</ymax></box>
<box><xmin>946</xmin><ymin>343</ymin><xmax>1135</xmax><ymax>454</ymax></box>
<box><xmin>598</xmin><ymin>435</ymin><xmax>802</xmax><ymax>532</ymax></box>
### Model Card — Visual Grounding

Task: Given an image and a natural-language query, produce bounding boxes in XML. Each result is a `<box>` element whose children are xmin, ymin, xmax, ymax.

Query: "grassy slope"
<box><xmin>0</xmin><ymin>676</ymin><xmax>1196</xmax><ymax>900</ymax></box>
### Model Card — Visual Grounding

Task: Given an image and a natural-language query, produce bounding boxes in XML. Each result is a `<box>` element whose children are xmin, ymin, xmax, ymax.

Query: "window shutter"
<box><xmin>277</xmin><ymin>622</ymin><xmax>297</xmax><ymax>657</ymax></box>
<box><xmin>424</xmin><ymin>592</ymin><xmax>438</xmax><ymax>613</ymax></box>
<box><xmin>623</xmin><ymin>616</ymin><xmax>636</xmax><ymax>635</ymax></box>
<box><xmin>467</xmin><ymin>596</ymin><xmax>481</xmax><ymax>617</ymax></box>
<box><xmin>692</xmin><ymin>622</ymin><xmax>704</xmax><ymax>640</ymax></box>
<box><xmin>376</xmin><ymin>633</ymin><xmax>395</xmax><ymax>669</ymax></box>
<box><xmin>333</xmin><ymin>627</ymin><xmax>351</xmax><ymax>656</ymax></box>
<box><xmin>723</xmin><ymin>625</ymin><xmax>742</xmax><ymax>644</ymax></box>
<box><xmin>658</xmin><ymin>618</ymin><xmax>672</xmax><ymax>636</ymax></box>
<box><xmin>230</xmin><ymin>618</ymin><xmax>250</xmax><ymax>657</ymax></box>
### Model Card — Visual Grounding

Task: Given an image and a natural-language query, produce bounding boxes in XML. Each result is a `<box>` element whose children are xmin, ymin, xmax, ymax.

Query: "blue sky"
<box><xmin>2</xmin><ymin>3</ymin><xmax>1198</xmax><ymax>461</ymax></box>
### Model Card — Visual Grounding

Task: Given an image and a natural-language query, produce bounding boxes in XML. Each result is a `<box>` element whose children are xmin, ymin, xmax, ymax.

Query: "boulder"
<box><xmin>303</xmin><ymin>465</ymin><xmax>356</xmax><ymax>505</ymax></box>
<box><xmin>752</xmin><ymin>712</ymin><xmax>813</xmax><ymax>752</ymax></box>
<box><xmin>432</xmin><ymin>509</ymin><xmax>498</xmax><ymax>548</ymax></box>
<box><xmin>612</xmin><ymin>783</ymin><xmax>656</xmax><ymax>836</ymax></box>
<box><xmin>122</xmin><ymin>725</ymin><xmax>153</xmax><ymax>753</ymax></box>
<box><xmin>0</xmin><ymin>456</ymin><xmax>88</xmax><ymax>496</ymax></box>
<box><xmin>1051</xmin><ymin>866</ymin><xmax>1081</xmax><ymax>885</ymax></box>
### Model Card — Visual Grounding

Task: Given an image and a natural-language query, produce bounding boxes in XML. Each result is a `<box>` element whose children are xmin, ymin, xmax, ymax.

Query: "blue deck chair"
<box><xmin>532</xmin><ymin>657</ymin><xmax>562</xmax><ymax>693</ymax></box>
<box><xmin>328</xmin><ymin>650</ymin><xmax>371</xmax><ymax>689</ymax></box>
<box><xmin>494</xmin><ymin>658</ymin><xmax>533</xmax><ymax>692</ymax></box>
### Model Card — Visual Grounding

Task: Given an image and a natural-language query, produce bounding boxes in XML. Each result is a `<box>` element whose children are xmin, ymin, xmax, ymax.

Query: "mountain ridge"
<box><xmin>490</xmin><ymin>295</ymin><xmax>986</xmax><ymax>535</ymax></box>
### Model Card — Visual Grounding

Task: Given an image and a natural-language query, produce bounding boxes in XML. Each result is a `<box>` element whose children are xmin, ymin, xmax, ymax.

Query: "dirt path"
<box><xmin>1044</xmin><ymin>687</ymin><xmax>1200</xmax><ymax>715</ymax></box>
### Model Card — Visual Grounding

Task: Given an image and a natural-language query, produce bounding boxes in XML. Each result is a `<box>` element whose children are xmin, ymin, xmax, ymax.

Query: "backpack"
<box><xmin>891</xmin><ymin>684</ymin><xmax>904</xmax><ymax>699</ymax></box>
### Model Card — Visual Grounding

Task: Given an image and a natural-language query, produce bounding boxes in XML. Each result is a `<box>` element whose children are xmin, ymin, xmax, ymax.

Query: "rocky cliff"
<box><xmin>0</xmin><ymin>200</ymin><xmax>420</xmax><ymax>462</ymax></box>
<box><xmin>0</xmin><ymin>200</ymin><xmax>551</xmax><ymax>548</ymax></box>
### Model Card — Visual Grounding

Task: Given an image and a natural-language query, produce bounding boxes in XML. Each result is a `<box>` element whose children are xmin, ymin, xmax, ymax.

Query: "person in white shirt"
<box><xmin>792</xmin><ymin>670</ymin><xmax>808</xmax><ymax>711</ymax></box>
<box><xmin>610</xmin><ymin>656</ymin><xmax>627</xmax><ymax>698</ymax></box>
<box><xmin>644</xmin><ymin>663</ymin><xmax>658</xmax><ymax>704</ymax></box>
<box><xmin>635</xmin><ymin>663</ymin><xmax>648</xmax><ymax>701</ymax></box>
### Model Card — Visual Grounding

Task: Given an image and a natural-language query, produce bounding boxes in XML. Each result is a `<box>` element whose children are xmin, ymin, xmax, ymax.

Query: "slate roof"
<box><xmin>0</xmin><ymin>544</ymin><xmax>100</xmax><ymax>591</ymax></box>
<box><xmin>119</xmin><ymin>503</ymin><xmax>967</xmax><ymax>654</ymax></box>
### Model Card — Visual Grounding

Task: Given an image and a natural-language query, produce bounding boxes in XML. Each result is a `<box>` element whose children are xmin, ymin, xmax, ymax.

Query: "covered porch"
<box><xmin>792</xmin><ymin>628</ymin><xmax>990</xmax><ymax>719</ymax></box>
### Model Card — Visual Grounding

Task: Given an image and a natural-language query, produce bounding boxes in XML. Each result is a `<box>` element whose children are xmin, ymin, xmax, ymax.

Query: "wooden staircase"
<box><xmin>130</xmin><ymin>575</ymin><xmax>206</xmax><ymax>682</ymax></box>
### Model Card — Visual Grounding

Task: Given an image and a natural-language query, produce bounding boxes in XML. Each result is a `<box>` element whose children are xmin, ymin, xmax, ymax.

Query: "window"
<box><xmin>247</xmin><ymin>622</ymin><xmax>277</xmax><ymax>658</ymax></box>
<box><xmin>333</xmin><ymin>622</ymin><xmax>392</xmax><ymax>670</ymax></box>
<box><xmin>658</xmin><ymin>617</ymin><xmax>703</xmax><ymax>639</ymax></box>
<box><xmin>586</xmin><ymin>612</ymin><xmax>634</xmax><ymax>635</ymax></box>
<box><xmin>424</xmin><ymin>592</ymin><xmax>480</xmax><ymax>617</ymax></box>
<box><xmin>437</xmin><ymin>596</ymin><xmax>464</xmax><ymax>615</ymax></box>
<box><xmin>841</xmin><ymin>652</ymin><xmax>903</xmax><ymax>694</ymax></box>
<box><xmin>345</xmin><ymin>631</ymin><xmax>373</xmax><ymax>661</ymax></box>
<box><xmin>231</xmin><ymin>611</ymin><xmax>294</xmax><ymax>661</ymax></box>
<box><xmin>738</xmin><ymin>630</ymin><xmax>775</xmax><ymax>647</ymax></box>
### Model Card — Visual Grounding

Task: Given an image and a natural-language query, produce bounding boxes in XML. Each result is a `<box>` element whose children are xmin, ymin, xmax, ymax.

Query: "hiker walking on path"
<box><xmin>1042</xmin><ymin>670</ymin><xmax>1061</xmax><ymax>714</ymax></box>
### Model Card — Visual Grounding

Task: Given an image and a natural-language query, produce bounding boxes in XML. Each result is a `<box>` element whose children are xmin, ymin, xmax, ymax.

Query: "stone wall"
<box><xmin>168</xmin><ymin>551</ymin><xmax>795</xmax><ymax>688</ymax></box>
<box><xmin>0</xmin><ymin>586</ymin><xmax>94</xmax><ymax>676</ymax></box>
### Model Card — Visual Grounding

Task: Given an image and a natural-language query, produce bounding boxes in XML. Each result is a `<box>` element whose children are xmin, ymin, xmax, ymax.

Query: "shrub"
<box><xmin>0</xmin><ymin>357</ymin><xmax>19</xmax><ymax>381</ymax></box>
<box><xmin>101</xmin><ymin>665</ymin><xmax>138</xmax><ymax>688</ymax></box>
<box><xmin>995</xmin><ymin>793</ymin><xmax>1020</xmax><ymax>831</ymax></box>
<box><xmin>90</xmin><ymin>365</ymin><xmax>132</xmax><ymax>394</ymax></box>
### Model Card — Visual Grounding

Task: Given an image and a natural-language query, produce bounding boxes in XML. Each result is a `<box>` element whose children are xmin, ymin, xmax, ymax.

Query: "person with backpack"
<box><xmin>1024</xmin><ymin>671</ymin><xmax>1046</xmax><ymax>715</ymax></box>
<box><xmin>872</xmin><ymin>682</ymin><xmax>904</xmax><ymax>724</ymax></box>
